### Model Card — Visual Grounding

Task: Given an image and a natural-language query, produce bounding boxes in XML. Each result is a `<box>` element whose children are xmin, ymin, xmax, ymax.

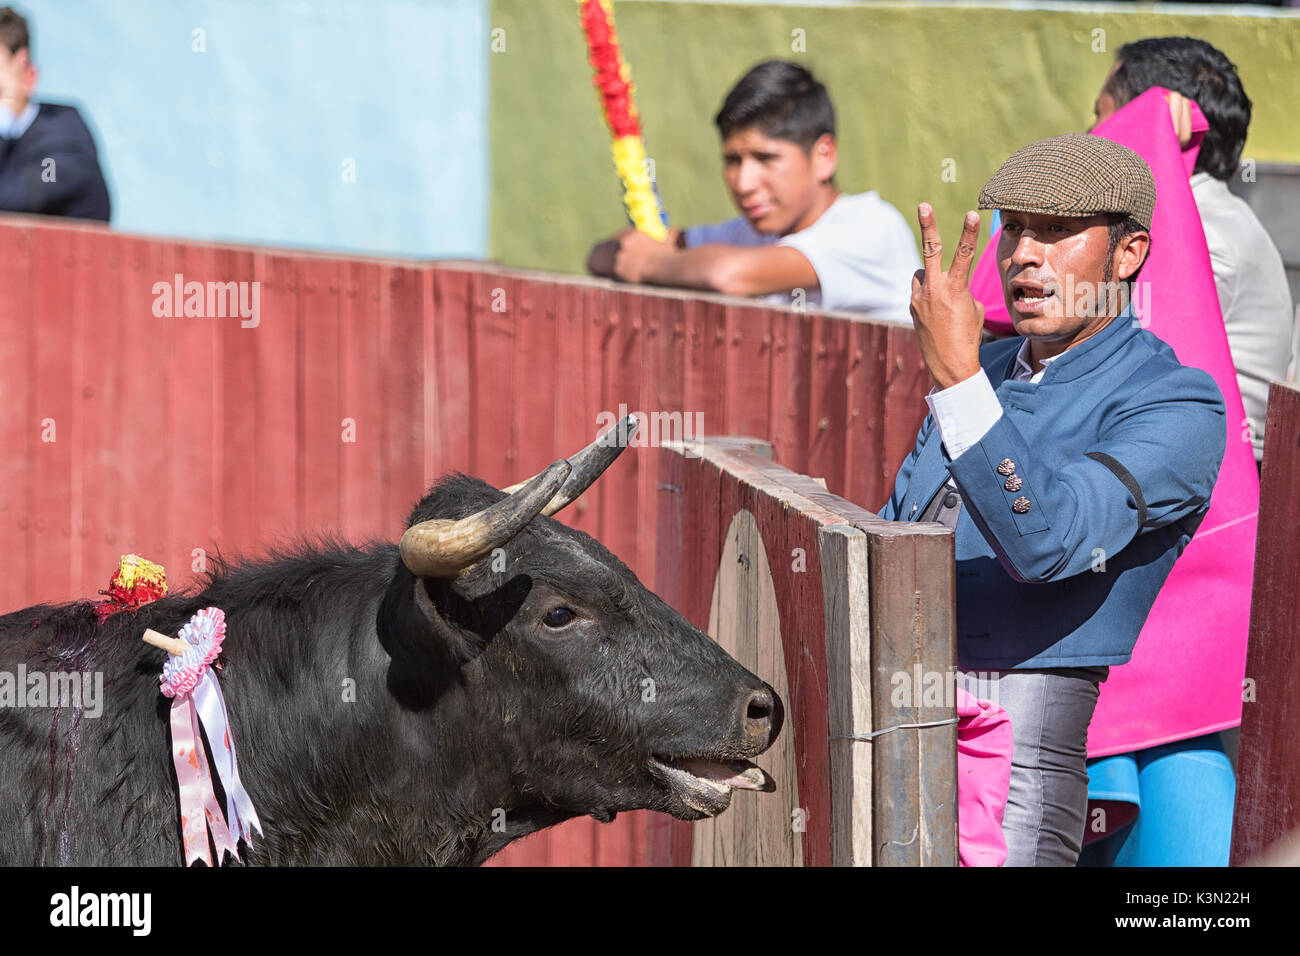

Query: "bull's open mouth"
<box><xmin>649</xmin><ymin>755</ymin><xmax>776</xmax><ymax>817</ymax></box>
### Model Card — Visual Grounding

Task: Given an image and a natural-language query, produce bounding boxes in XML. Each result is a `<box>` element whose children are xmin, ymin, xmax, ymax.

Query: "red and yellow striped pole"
<box><xmin>578</xmin><ymin>0</ymin><xmax>670</xmax><ymax>240</ymax></box>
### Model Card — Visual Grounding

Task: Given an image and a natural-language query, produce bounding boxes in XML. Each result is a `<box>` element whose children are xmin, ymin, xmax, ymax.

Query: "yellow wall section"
<box><xmin>490</xmin><ymin>0</ymin><xmax>1300</xmax><ymax>274</ymax></box>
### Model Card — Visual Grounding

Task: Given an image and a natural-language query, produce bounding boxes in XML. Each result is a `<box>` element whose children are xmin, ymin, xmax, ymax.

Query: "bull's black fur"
<box><xmin>0</xmin><ymin>474</ymin><xmax>780</xmax><ymax>866</ymax></box>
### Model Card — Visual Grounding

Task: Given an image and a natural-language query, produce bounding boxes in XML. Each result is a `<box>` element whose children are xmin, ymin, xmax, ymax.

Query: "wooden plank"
<box><xmin>860</xmin><ymin>522</ymin><xmax>958</xmax><ymax>866</ymax></box>
<box><xmin>0</xmin><ymin>223</ymin><xmax>34</xmax><ymax>611</ymax></box>
<box><xmin>631</xmin><ymin>294</ymin><xmax>666</xmax><ymax>591</ymax></box>
<box><xmin>359</xmin><ymin>258</ymin><xmax>415</xmax><ymax>537</ymax></box>
<box><xmin>727</xmin><ymin>475</ymin><xmax>758</xmax><ymax>865</ymax></box>
<box><xmin>469</xmin><ymin>271</ymin><xmax>517</xmax><ymax>487</ymax></box>
<box><xmin>598</xmin><ymin>289</ymin><xmax>642</xmax><ymax>577</ymax></box>
<box><xmin>429</xmin><ymin>269</ymin><xmax>473</xmax><ymax>482</ymax></box>
<box><xmin>759</xmin><ymin>310</ymin><xmax>800</xmax><ymax>470</ymax></box>
<box><xmin>509</xmin><ymin>274</ymin><xmax>559</xmax><ymax>487</ymax></box>
<box><xmin>654</xmin><ymin>442</ymin><xmax>698</xmax><ymax>866</ymax></box>
<box><xmin>160</xmin><ymin>234</ymin><xmax>222</xmax><ymax>595</ymax></box>
<box><xmin>1232</xmin><ymin>381</ymin><xmax>1300</xmax><ymax>864</ymax></box>
<box><xmin>844</xmin><ymin>322</ymin><xmax>888</xmax><ymax>512</ymax></box>
<box><xmin>29</xmin><ymin>224</ymin><xmax>77</xmax><ymax>604</ymax></box>
<box><xmin>244</xmin><ymin>250</ymin><xmax>300</xmax><ymax>552</ymax></box>
<box><xmin>783</xmin><ymin>310</ymin><xmax>816</xmax><ymax>476</ymax></box>
<box><xmin>820</xmin><ymin>523</ymin><xmax>873</xmax><ymax>866</ymax></box>
<box><xmin>298</xmin><ymin>255</ymin><xmax>344</xmax><ymax>534</ymax></box>
<box><xmin>806</xmin><ymin>313</ymin><xmax>851</xmax><ymax>497</ymax></box>
<box><xmin>723</xmin><ymin>303</ymin><xmax>771</xmax><ymax>441</ymax></box>
<box><xmin>879</xmin><ymin>326</ymin><xmax>930</xmax><ymax>511</ymax></box>
<box><xmin>552</xmin><ymin>278</ymin><xmax>597</xmax><ymax>538</ymax></box>
<box><xmin>683</xmin><ymin>296</ymin><xmax>727</xmax><ymax>453</ymax></box>
<box><xmin>758</xmin><ymin>489</ymin><xmax>803</xmax><ymax>866</ymax></box>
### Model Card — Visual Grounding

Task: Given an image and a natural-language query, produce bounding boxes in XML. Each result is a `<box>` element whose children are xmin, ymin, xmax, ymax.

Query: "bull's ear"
<box><xmin>376</xmin><ymin>561</ymin><xmax>530</xmax><ymax>710</ymax></box>
<box><xmin>377</xmin><ymin>562</ymin><xmax>476</xmax><ymax>709</ymax></box>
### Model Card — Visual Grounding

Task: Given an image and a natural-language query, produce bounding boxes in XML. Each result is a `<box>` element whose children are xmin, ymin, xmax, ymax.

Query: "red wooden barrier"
<box><xmin>1232</xmin><ymin>381</ymin><xmax>1300</xmax><ymax>864</ymax></box>
<box><xmin>653</xmin><ymin>439</ymin><xmax>957</xmax><ymax>866</ymax></box>
<box><xmin>0</xmin><ymin>218</ymin><xmax>930</xmax><ymax>866</ymax></box>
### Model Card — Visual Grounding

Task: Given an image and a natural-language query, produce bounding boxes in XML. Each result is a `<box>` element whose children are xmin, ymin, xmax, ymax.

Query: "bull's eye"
<box><xmin>542</xmin><ymin>606</ymin><xmax>576</xmax><ymax>629</ymax></box>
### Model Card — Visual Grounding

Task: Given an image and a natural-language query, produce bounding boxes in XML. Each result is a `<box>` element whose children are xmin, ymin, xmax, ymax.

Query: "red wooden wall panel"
<box><xmin>0</xmin><ymin>219</ymin><xmax>930</xmax><ymax>866</ymax></box>
<box><xmin>1232</xmin><ymin>382</ymin><xmax>1300</xmax><ymax>864</ymax></box>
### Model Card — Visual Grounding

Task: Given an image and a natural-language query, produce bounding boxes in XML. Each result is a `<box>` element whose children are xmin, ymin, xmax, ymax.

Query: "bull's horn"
<box><xmin>400</xmin><ymin>459</ymin><xmax>572</xmax><ymax>578</ymax></box>
<box><xmin>503</xmin><ymin>414</ymin><xmax>640</xmax><ymax>516</ymax></box>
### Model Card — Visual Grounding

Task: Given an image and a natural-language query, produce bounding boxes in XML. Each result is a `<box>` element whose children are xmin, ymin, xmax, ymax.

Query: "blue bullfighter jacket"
<box><xmin>878</xmin><ymin>309</ymin><xmax>1227</xmax><ymax>669</ymax></box>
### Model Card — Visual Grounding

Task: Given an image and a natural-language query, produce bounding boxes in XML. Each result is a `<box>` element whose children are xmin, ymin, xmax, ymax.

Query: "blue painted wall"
<box><xmin>13</xmin><ymin>0</ymin><xmax>487</xmax><ymax>258</ymax></box>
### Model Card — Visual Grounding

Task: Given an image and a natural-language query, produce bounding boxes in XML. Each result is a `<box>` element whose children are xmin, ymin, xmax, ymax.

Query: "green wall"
<box><xmin>489</xmin><ymin>0</ymin><xmax>1300</xmax><ymax>274</ymax></box>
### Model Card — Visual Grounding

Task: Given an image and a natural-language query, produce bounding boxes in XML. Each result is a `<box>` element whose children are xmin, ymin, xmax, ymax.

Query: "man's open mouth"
<box><xmin>649</xmin><ymin>755</ymin><xmax>775</xmax><ymax>816</ymax></box>
<box><xmin>1012</xmin><ymin>282</ymin><xmax>1059</xmax><ymax>314</ymax></box>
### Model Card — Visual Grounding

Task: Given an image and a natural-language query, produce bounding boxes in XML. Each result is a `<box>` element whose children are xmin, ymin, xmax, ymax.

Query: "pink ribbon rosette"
<box><xmin>150</xmin><ymin>607</ymin><xmax>262</xmax><ymax>866</ymax></box>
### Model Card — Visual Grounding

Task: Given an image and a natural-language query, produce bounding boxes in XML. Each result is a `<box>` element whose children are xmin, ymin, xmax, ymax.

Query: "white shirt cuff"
<box><xmin>925</xmin><ymin>369</ymin><xmax>1003</xmax><ymax>460</ymax></box>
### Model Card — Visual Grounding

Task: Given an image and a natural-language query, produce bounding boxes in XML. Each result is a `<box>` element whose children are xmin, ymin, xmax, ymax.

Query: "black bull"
<box><xmin>0</xmin><ymin>420</ymin><xmax>782</xmax><ymax>865</ymax></box>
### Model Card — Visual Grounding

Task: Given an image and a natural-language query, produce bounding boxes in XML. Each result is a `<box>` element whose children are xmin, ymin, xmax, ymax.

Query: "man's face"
<box><xmin>720</xmin><ymin>127</ymin><xmax>835</xmax><ymax>235</ymax></box>
<box><xmin>0</xmin><ymin>44</ymin><xmax>35</xmax><ymax>102</ymax></box>
<box><xmin>997</xmin><ymin>211</ymin><xmax>1145</xmax><ymax>342</ymax></box>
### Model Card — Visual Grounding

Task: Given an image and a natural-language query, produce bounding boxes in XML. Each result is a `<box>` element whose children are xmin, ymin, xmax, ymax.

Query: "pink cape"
<box><xmin>957</xmin><ymin>687</ymin><xmax>1012</xmax><ymax>867</ymax></box>
<box><xmin>969</xmin><ymin>89</ymin><xmax>1258</xmax><ymax>757</ymax></box>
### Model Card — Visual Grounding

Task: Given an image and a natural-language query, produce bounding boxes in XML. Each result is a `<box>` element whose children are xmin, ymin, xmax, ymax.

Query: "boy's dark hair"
<box><xmin>0</xmin><ymin>6</ymin><xmax>29</xmax><ymax>56</ymax></box>
<box><xmin>1104</xmin><ymin>37</ymin><xmax>1250</xmax><ymax>182</ymax></box>
<box><xmin>714</xmin><ymin>60</ymin><xmax>835</xmax><ymax>150</ymax></box>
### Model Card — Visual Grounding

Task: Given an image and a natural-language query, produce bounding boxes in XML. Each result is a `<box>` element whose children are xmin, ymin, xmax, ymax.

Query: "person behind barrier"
<box><xmin>1095</xmin><ymin>36</ymin><xmax>1296</xmax><ymax>469</ymax></box>
<box><xmin>0</xmin><ymin>6</ymin><xmax>111</xmax><ymax>222</ymax></box>
<box><xmin>586</xmin><ymin>60</ymin><xmax>918</xmax><ymax>321</ymax></box>
<box><xmin>878</xmin><ymin>134</ymin><xmax>1227</xmax><ymax>866</ymax></box>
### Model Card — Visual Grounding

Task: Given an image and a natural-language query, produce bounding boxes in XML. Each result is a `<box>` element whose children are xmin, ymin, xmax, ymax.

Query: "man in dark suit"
<box><xmin>880</xmin><ymin>135</ymin><xmax>1227</xmax><ymax>865</ymax></box>
<box><xmin>0</xmin><ymin>6</ymin><xmax>110</xmax><ymax>222</ymax></box>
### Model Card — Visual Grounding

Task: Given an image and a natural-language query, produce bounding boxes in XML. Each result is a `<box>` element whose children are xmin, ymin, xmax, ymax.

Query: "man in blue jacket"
<box><xmin>0</xmin><ymin>7</ymin><xmax>110</xmax><ymax>222</ymax></box>
<box><xmin>880</xmin><ymin>134</ymin><xmax>1227</xmax><ymax>865</ymax></box>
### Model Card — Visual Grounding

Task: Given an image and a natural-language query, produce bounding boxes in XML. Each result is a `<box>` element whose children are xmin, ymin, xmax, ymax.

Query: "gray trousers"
<box><xmin>958</xmin><ymin>666</ymin><xmax>1109</xmax><ymax>867</ymax></box>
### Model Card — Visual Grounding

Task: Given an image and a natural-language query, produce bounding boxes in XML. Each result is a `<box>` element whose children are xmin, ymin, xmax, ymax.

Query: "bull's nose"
<box><xmin>743</xmin><ymin>687</ymin><xmax>783</xmax><ymax>749</ymax></box>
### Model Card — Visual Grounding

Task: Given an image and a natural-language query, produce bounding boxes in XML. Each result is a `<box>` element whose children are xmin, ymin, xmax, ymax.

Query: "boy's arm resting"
<box><xmin>587</xmin><ymin>227</ymin><xmax>685</xmax><ymax>278</ymax></box>
<box><xmin>588</xmin><ymin>226</ymin><xmax>819</xmax><ymax>298</ymax></box>
<box><xmin>640</xmin><ymin>242</ymin><xmax>819</xmax><ymax>297</ymax></box>
<box><xmin>945</xmin><ymin>366</ymin><xmax>1227</xmax><ymax>583</ymax></box>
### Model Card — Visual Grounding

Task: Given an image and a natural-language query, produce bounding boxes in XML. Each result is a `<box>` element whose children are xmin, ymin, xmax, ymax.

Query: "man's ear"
<box><xmin>1116</xmin><ymin>230</ymin><xmax>1151</xmax><ymax>281</ymax></box>
<box><xmin>812</xmin><ymin>133</ymin><xmax>837</xmax><ymax>184</ymax></box>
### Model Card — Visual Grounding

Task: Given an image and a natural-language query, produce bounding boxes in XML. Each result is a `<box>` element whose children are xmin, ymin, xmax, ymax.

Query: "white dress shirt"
<box><xmin>926</xmin><ymin>339</ymin><xmax>1059</xmax><ymax>461</ymax></box>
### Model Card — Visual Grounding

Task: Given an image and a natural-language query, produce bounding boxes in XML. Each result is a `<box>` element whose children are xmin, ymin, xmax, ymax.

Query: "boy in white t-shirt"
<box><xmin>586</xmin><ymin>61</ymin><xmax>919</xmax><ymax>323</ymax></box>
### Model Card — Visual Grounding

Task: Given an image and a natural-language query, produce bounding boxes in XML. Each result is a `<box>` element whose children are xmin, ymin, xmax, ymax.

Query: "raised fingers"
<box><xmin>948</xmin><ymin>211</ymin><xmax>981</xmax><ymax>286</ymax></box>
<box><xmin>917</xmin><ymin>202</ymin><xmax>943</xmax><ymax>283</ymax></box>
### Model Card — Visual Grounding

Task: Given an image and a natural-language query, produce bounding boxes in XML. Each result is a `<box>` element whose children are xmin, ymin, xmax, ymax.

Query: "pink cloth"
<box><xmin>969</xmin><ymin>89</ymin><xmax>1258</xmax><ymax>757</ymax></box>
<box><xmin>957</xmin><ymin>686</ymin><xmax>1012</xmax><ymax>867</ymax></box>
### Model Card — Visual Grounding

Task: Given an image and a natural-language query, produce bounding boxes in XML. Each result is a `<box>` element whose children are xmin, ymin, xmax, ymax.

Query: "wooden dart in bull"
<box><xmin>142</xmin><ymin>628</ymin><xmax>188</xmax><ymax>656</ymax></box>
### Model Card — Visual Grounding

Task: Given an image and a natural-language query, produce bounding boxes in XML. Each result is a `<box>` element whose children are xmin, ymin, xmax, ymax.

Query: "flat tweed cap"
<box><xmin>978</xmin><ymin>133</ymin><xmax>1156</xmax><ymax>230</ymax></box>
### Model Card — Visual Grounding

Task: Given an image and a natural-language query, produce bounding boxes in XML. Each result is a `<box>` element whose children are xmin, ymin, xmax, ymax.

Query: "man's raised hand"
<box><xmin>909</xmin><ymin>203</ymin><xmax>985</xmax><ymax>391</ymax></box>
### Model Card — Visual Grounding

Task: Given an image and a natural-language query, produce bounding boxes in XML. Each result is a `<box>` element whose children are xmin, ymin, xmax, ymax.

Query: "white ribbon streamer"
<box><xmin>194</xmin><ymin>670</ymin><xmax>263</xmax><ymax>845</ymax></box>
